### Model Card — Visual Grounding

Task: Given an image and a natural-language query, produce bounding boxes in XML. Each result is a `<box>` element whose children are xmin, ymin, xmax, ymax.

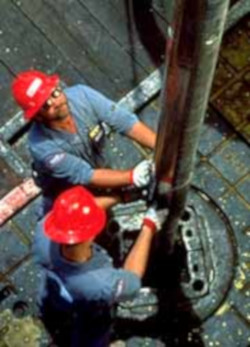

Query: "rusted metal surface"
<box><xmin>154</xmin><ymin>0</ymin><xmax>230</xmax><ymax>251</ymax></box>
<box><xmin>0</xmin><ymin>179</ymin><xmax>40</xmax><ymax>225</ymax></box>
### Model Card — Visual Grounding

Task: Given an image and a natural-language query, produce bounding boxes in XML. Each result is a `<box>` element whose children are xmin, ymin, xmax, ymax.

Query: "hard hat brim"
<box><xmin>24</xmin><ymin>74</ymin><xmax>59</xmax><ymax>120</ymax></box>
<box><xmin>44</xmin><ymin>206</ymin><xmax>107</xmax><ymax>244</ymax></box>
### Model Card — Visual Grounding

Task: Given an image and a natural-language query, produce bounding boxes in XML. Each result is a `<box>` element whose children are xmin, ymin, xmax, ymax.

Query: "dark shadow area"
<box><xmin>36</xmin><ymin>278</ymin><xmax>73</xmax><ymax>347</ymax></box>
<box><xmin>124</xmin><ymin>0</ymin><xmax>166</xmax><ymax>70</ymax></box>
<box><xmin>37</xmin><ymin>270</ymin><xmax>113</xmax><ymax>347</ymax></box>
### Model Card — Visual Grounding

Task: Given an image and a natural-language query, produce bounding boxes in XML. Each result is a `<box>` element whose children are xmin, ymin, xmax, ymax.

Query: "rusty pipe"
<box><xmin>155</xmin><ymin>0</ymin><xmax>230</xmax><ymax>251</ymax></box>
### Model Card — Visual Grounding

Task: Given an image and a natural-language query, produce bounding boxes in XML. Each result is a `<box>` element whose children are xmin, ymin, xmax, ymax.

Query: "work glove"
<box><xmin>158</xmin><ymin>177</ymin><xmax>173</xmax><ymax>195</ymax></box>
<box><xmin>131</xmin><ymin>160</ymin><xmax>152</xmax><ymax>188</ymax></box>
<box><xmin>143</xmin><ymin>206</ymin><xmax>168</xmax><ymax>233</ymax></box>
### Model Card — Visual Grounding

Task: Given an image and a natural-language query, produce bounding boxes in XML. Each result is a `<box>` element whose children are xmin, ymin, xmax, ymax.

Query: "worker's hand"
<box><xmin>158</xmin><ymin>177</ymin><xmax>173</xmax><ymax>195</ymax></box>
<box><xmin>131</xmin><ymin>160</ymin><xmax>152</xmax><ymax>188</ymax></box>
<box><xmin>143</xmin><ymin>207</ymin><xmax>168</xmax><ymax>232</ymax></box>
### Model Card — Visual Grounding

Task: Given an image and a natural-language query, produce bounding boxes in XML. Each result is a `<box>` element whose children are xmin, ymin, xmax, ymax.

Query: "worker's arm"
<box><xmin>95</xmin><ymin>195</ymin><xmax>122</xmax><ymax>210</ymax></box>
<box><xmin>123</xmin><ymin>224</ymin><xmax>155</xmax><ymax>278</ymax></box>
<box><xmin>123</xmin><ymin>207</ymin><xmax>168</xmax><ymax>278</ymax></box>
<box><xmin>127</xmin><ymin>121</ymin><xmax>156</xmax><ymax>149</ymax></box>
<box><xmin>90</xmin><ymin>159</ymin><xmax>152</xmax><ymax>188</ymax></box>
<box><xmin>90</xmin><ymin>168</ymin><xmax>131</xmax><ymax>188</ymax></box>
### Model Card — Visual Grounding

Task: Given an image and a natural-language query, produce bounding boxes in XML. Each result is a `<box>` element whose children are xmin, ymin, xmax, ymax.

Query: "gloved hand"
<box><xmin>158</xmin><ymin>177</ymin><xmax>173</xmax><ymax>195</ymax></box>
<box><xmin>131</xmin><ymin>160</ymin><xmax>152</xmax><ymax>188</ymax></box>
<box><xmin>143</xmin><ymin>206</ymin><xmax>168</xmax><ymax>232</ymax></box>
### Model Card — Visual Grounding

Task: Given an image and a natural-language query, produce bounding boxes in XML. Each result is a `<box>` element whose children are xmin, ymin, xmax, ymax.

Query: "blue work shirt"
<box><xmin>29</xmin><ymin>85</ymin><xmax>139</xmax><ymax>212</ymax></box>
<box><xmin>33</xmin><ymin>219</ymin><xmax>141</xmax><ymax>346</ymax></box>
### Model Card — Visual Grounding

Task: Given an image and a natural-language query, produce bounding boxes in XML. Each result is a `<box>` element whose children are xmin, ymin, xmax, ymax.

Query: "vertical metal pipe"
<box><xmin>155</xmin><ymin>0</ymin><xmax>230</xmax><ymax>251</ymax></box>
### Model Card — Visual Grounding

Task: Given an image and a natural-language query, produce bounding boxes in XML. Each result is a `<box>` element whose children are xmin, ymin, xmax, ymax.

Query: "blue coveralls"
<box><xmin>33</xmin><ymin>219</ymin><xmax>141</xmax><ymax>347</ymax></box>
<box><xmin>29</xmin><ymin>85</ymin><xmax>139</xmax><ymax>213</ymax></box>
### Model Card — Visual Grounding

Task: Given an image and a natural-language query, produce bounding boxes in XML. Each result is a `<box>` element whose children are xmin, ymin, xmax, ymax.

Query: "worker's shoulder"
<box><xmin>82</xmin><ymin>267</ymin><xmax>140</xmax><ymax>303</ymax></box>
<box><xmin>81</xmin><ymin>267</ymin><xmax>134</xmax><ymax>290</ymax></box>
<box><xmin>28</xmin><ymin>123</ymin><xmax>59</xmax><ymax>158</ymax></box>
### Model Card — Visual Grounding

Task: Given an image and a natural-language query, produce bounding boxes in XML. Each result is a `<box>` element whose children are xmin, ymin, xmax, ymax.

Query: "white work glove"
<box><xmin>131</xmin><ymin>160</ymin><xmax>152</xmax><ymax>188</ymax></box>
<box><xmin>143</xmin><ymin>207</ymin><xmax>168</xmax><ymax>232</ymax></box>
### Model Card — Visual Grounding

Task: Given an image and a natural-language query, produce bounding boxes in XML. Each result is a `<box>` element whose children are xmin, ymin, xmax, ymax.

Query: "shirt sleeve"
<box><xmin>112</xmin><ymin>269</ymin><xmax>141</xmax><ymax>303</ymax></box>
<box><xmin>60</xmin><ymin>267</ymin><xmax>141</xmax><ymax>305</ymax></box>
<box><xmin>99</xmin><ymin>268</ymin><xmax>141</xmax><ymax>304</ymax></box>
<box><xmin>78</xmin><ymin>85</ymin><xmax>139</xmax><ymax>134</ymax></box>
<box><xmin>36</xmin><ymin>150</ymin><xmax>94</xmax><ymax>185</ymax></box>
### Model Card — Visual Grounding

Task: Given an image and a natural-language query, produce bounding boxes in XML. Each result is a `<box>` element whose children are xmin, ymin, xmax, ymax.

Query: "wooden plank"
<box><xmin>82</xmin><ymin>0</ymin><xmax>167</xmax><ymax>69</ymax></box>
<box><xmin>10</xmin><ymin>0</ymin><xmax>119</xmax><ymax>98</ymax></box>
<box><xmin>0</xmin><ymin>223</ymin><xmax>28</xmax><ymax>274</ymax></box>
<box><xmin>107</xmin><ymin>0</ymin><xmax>169</xmax><ymax>27</ymax></box>
<box><xmin>12</xmin><ymin>134</ymin><xmax>31</xmax><ymax>167</ymax></box>
<box><xmin>79</xmin><ymin>0</ymin><xmax>160</xmax><ymax>71</ymax></box>
<box><xmin>12</xmin><ymin>0</ymin><xmax>149</xmax><ymax>98</ymax></box>
<box><xmin>0</xmin><ymin>111</ymin><xmax>25</xmax><ymax>142</ymax></box>
<box><xmin>0</xmin><ymin>158</ymin><xmax>22</xmax><ymax>199</ymax></box>
<box><xmin>0</xmin><ymin>0</ymin><xmax>85</xmax><ymax>104</ymax></box>
<box><xmin>66</xmin><ymin>0</ymin><xmax>150</xmax><ymax>95</ymax></box>
<box><xmin>0</xmin><ymin>64</ymin><xmax>18</xmax><ymax>127</ymax></box>
<box><xmin>0</xmin><ymin>140</ymin><xmax>28</xmax><ymax>178</ymax></box>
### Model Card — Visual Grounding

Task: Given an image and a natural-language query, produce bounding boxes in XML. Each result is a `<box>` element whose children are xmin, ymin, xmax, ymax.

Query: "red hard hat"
<box><xmin>44</xmin><ymin>186</ymin><xmax>106</xmax><ymax>244</ymax></box>
<box><xmin>11</xmin><ymin>70</ymin><xmax>59</xmax><ymax>120</ymax></box>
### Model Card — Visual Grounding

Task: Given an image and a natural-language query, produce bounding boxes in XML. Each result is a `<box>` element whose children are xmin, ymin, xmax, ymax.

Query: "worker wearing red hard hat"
<box><xmin>33</xmin><ymin>185</ymin><xmax>166</xmax><ymax>346</ymax></box>
<box><xmin>12</xmin><ymin>70</ymin><xmax>60</xmax><ymax>120</ymax></box>
<box><xmin>12</xmin><ymin>70</ymin><xmax>157</xmax><ymax>215</ymax></box>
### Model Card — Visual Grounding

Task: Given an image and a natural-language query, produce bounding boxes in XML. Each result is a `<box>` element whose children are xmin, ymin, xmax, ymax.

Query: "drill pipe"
<box><xmin>155</xmin><ymin>0</ymin><xmax>230</xmax><ymax>252</ymax></box>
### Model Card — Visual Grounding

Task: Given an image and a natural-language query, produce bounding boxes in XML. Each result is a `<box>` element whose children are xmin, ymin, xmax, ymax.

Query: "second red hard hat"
<box><xmin>44</xmin><ymin>186</ymin><xmax>106</xmax><ymax>244</ymax></box>
<box><xmin>11</xmin><ymin>70</ymin><xmax>59</xmax><ymax>120</ymax></box>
